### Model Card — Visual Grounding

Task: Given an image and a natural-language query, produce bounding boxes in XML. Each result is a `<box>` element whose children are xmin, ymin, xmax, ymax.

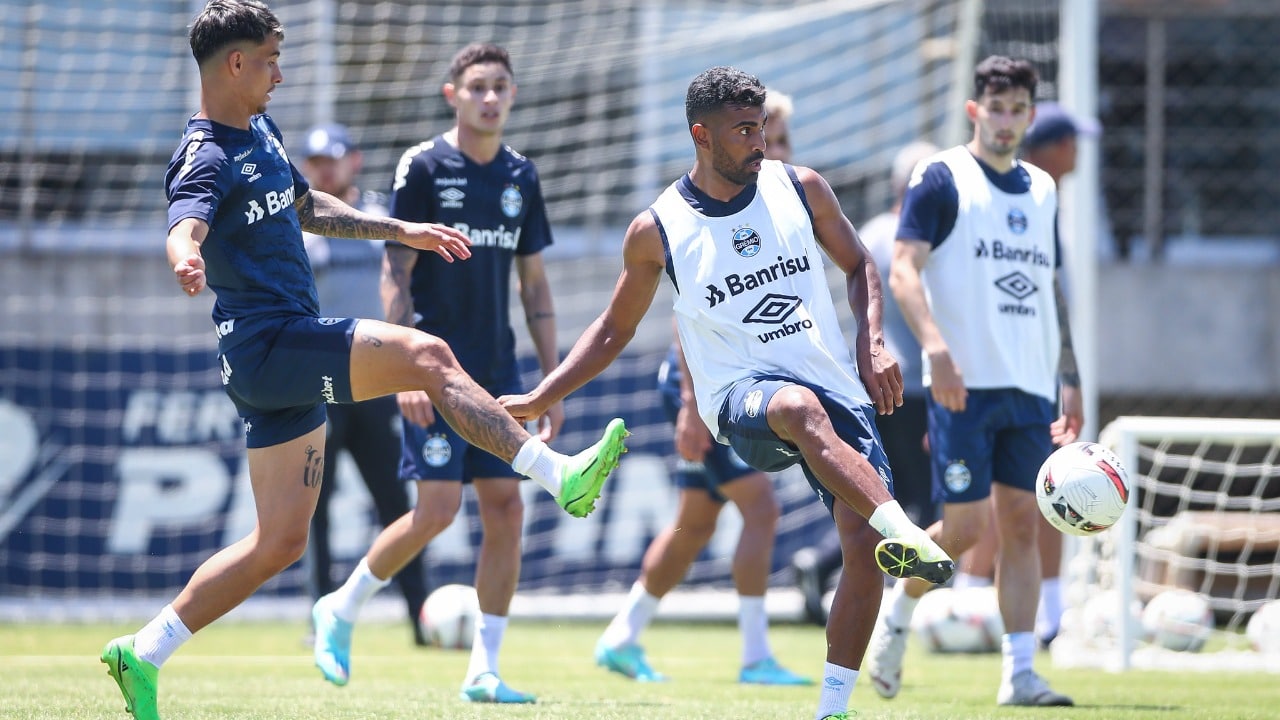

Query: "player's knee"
<box><xmin>767</xmin><ymin>386</ymin><xmax>824</xmax><ymax>438</ymax></box>
<box><xmin>258</xmin><ymin>528</ymin><xmax>310</xmax><ymax>570</ymax></box>
<box><xmin>408</xmin><ymin>500</ymin><xmax>458</xmax><ymax>539</ymax></box>
<box><xmin>477</xmin><ymin>492</ymin><xmax>524</xmax><ymax>534</ymax></box>
<box><xmin>737</xmin><ymin>492</ymin><xmax>780</xmax><ymax>528</ymax></box>
<box><xmin>409</xmin><ymin>333</ymin><xmax>460</xmax><ymax>375</ymax></box>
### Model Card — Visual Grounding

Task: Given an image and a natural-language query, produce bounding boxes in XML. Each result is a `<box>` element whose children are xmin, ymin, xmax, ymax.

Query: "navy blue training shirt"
<box><xmin>166</xmin><ymin>114</ymin><xmax>316</xmax><ymax>332</ymax></box>
<box><xmin>388</xmin><ymin>136</ymin><xmax>553</xmax><ymax>384</ymax></box>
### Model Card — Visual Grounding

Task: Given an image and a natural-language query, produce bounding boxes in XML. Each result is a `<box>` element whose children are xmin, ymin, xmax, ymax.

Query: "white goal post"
<box><xmin>1053</xmin><ymin>416</ymin><xmax>1280</xmax><ymax>672</ymax></box>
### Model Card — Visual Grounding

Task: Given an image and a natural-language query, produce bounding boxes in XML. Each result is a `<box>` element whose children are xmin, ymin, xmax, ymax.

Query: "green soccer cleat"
<box><xmin>100</xmin><ymin>635</ymin><xmax>160</xmax><ymax>720</ymax></box>
<box><xmin>460</xmin><ymin>672</ymin><xmax>537</xmax><ymax>704</ymax></box>
<box><xmin>874</xmin><ymin>535</ymin><xmax>955</xmax><ymax>584</ymax></box>
<box><xmin>557</xmin><ymin>418</ymin><xmax>629</xmax><ymax>518</ymax></box>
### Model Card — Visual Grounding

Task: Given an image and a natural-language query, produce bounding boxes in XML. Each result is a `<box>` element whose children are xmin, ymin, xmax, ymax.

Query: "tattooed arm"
<box><xmin>294</xmin><ymin>189</ymin><xmax>472</xmax><ymax>261</ymax></box>
<box><xmin>381</xmin><ymin>243</ymin><xmax>419</xmax><ymax>328</ymax></box>
<box><xmin>1053</xmin><ymin>273</ymin><xmax>1084</xmax><ymax>444</ymax></box>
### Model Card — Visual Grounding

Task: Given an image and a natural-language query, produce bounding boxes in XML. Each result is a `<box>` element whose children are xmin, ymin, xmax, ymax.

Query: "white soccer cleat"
<box><xmin>864</xmin><ymin>616</ymin><xmax>908</xmax><ymax>699</ymax></box>
<box><xmin>997</xmin><ymin>670</ymin><xmax>1074</xmax><ymax>706</ymax></box>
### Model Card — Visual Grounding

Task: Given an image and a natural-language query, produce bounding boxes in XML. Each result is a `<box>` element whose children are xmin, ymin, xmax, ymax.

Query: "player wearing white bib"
<box><xmin>866</xmin><ymin>55</ymin><xmax>1083</xmax><ymax>708</ymax></box>
<box><xmin>500</xmin><ymin>66</ymin><xmax>953</xmax><ymax>720</ymax></box>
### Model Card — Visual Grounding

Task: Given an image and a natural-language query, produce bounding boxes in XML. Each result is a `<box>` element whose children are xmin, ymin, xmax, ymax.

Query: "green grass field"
<box><xmin>2</xmin><ymin>619</ymin><xmax>1276</xmax><ymax>720</ymax></box>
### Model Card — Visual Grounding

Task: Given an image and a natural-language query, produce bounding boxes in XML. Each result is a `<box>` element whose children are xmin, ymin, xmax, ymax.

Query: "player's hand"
<box><xmin>674</xmin><ymin>405</ymin><xmax>712</xmax><ymax>462</ymax></box>
<box><xmin>398</xmin><ymin>389</ymin><xmax>435</xmax><ymax>428</ymax></box>
<box><xmin>174</xmin><ymin>253</ymin><xmax>206</xmax><ymax>297</ymax></box>
<box><xmin>859</xmin><ymin>344</ymin><xmax>904</xmax><ymax>416</ymax></box>
<box><xmin>927</xmin><ymin>349</ymin><xmax>967</xmax><ymax>412</ymax></box>
<box><xmin>536</xmin><ymin>400</ymin><xmax>565</xmax><ymax>442</ymax></box>
<box><xmin>498</xmin><ymin>392</ymin><xmax>544</xmax><ymax>425</ymax></box>
<box><xmin>397</xmin><ymin>222</ymin><xmax>472</xmax><ymax>262</ymax></box>
<box><xmin>1051</xmin><ymin>383</ymin><xmax>1084</xmax><ymax>445</ymax></box>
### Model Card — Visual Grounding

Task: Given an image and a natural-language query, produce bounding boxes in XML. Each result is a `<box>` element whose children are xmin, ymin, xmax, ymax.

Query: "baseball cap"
<box><xmin>304</xmin><ymin>123</ymin><xmax>356</xmax><ymax>159</ymax></box>
<box><xmin>1023</xmin><ymin>103</ymin><xmax>1100</xmax><ymax>150</ymax></box>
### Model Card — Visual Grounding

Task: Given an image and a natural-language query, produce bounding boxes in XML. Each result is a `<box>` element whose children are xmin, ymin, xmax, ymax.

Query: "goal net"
<box><xmin>0</xmin><ymin>0</ymin><xmax>1077</xmax><ymax>619</ymax></box>
<box><xmin>1052</xmin><ymin>416</ymin><xmax>1280</xmax><ymax>672</ymax></box>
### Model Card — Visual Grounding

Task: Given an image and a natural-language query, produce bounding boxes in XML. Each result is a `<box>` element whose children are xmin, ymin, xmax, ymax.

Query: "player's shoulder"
<box><xmin>171</xmin><ymin>118</ymin><xmax>234</xmax><ymax>177</ymax></box>
<box><xmin>500</xmin><ymin>144</ymin><xmax>540</xmax><ymax>178</ymax></box>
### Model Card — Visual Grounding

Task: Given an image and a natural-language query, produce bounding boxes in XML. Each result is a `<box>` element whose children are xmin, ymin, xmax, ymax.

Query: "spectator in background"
<box><xmin>299</xmin><ymin>124</ymin><xmax>429</xmax><ymax>647</ymax></box>
<box><xmin>791</xmin><ymin>140</ymin><xmax>942</xmax><ymax>626</ymax></box>
<box><xmin>591</xmin><ymin>89</ymin><xmax>812</xmax><ymax>687</ymax></box>
<box><xmin>953</xmin><ymin>102</ymin><xmax>1099</xmax><ymax>648</ymax></box>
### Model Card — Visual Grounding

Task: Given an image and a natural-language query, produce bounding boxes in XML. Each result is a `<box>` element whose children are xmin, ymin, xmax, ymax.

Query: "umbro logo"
<box><xmin>240</xmin><ymin>163</ymin><xmax>257</xmax><ymax>175</ymax></box>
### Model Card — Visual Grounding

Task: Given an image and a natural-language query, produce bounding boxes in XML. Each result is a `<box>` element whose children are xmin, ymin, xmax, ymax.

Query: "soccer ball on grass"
<box><xmin>419</xmin><ymin>583</ymin><xmax>480</xmax><ymax>650</ymax></box>
<box><xmin>1036</xmin><ymin>441</ymin><xmax>1131</xmax><ymax>537</ymax></box>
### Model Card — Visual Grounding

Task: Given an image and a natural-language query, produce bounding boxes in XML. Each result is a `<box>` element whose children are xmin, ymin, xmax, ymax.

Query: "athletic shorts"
<box><xmin>398</xmin><ymin>374</ymin><xmax>524</xmax><ymax>483</ymax></box>
<box><xmin>716</xmin><ymin>374</ymin><xmax>893</xmax><ymax>515</ymax></box>
<box><xmin>926</xmin><ymin>387</ymin><xmax>1056</xmax><ymax>503</ymax></box>
<box><xmin>218</xmin><ymin>315</ymin><xmax>357</xmax><ymax>449</ymax></box>
<box><xmin>658</xmin><ymin>352</ymin><xmax>755</xmax><ymax>503</ymax></box>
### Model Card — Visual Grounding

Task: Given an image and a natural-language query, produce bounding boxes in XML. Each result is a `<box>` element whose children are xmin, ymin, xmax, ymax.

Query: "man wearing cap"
<box><xmin>1021</xmin><ymin>102</ymin><xmax>1099</xmax><ymax>185</ymax></box>
<box><xmin>300</xmin><ymin>123</ymin><xmax>430</xmax><ymax>647</ymax></box>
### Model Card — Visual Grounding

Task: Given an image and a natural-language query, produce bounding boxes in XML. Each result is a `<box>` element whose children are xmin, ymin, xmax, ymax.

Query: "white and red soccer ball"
<box><xmin>1036</xmin><ymin>442</ymin><xmax>1131</xmax><ymax>537</ymax></box>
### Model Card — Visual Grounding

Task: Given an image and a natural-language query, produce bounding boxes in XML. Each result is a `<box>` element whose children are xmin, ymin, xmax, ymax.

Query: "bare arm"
<box><xmin>294</xmin><ymin>189</ymin><xmax>472</xmax><ymax>261</ymax></box>
<box><xmin>891</xmin><ymin>237</ymin><xmax>967</xmax><ymax>411</ymax></box>
<box><xmin>796</xmin><ymin>166</ymin><xmax>902</xmax><ymax>414</ymax></box>
<box><xmin>515</xmin><ymin>252</ymin><xmax>565</xmax><ymax>440</ymax></box>
<box><xmin>672</xmin><ymin>318</ymin><xmax>712</xmax><ymax>461</ymax></box>
<box><xmin>381</xmin><ymin>243</ymin><xmax>419</xmax><ymax>327</ymax></box>
<box><xmin>1052</xmin><ymin>271</ymin><xmax>1084</xmax><ymax>444</ymax></box>
<box><xmin>168</xmin><ymin>217</ymin><xmax>210</xmax><ymax>296</ymax></box>
<box><xmin>500</xmin><ymin>212</ymin><xmax>665</xmax><ymax>421</ymax></box>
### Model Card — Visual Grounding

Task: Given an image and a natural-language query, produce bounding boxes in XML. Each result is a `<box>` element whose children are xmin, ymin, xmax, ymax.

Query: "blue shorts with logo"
<box><xmin>218</xmin><ymin>314</ymin><xmax>357</xmax><ymax>449</ymax></box>
<box><xmin>716</xmin><ymin>375</ymin><xmax>893</xmax><ymax>515</ymax></box>
<box><xmin>927</xmin><ymin>387</ymin><xmax>1055</xmax><ymax>503</ymax></box>
<box><xmin>398</xmin><ymin>374</ymin><xmax>523</xmax><ymax>483</ymax></box>
<box><xmin>658</xmin><ymin>351</ymin><xmax>756</xmax><ymax>503</ymax></box>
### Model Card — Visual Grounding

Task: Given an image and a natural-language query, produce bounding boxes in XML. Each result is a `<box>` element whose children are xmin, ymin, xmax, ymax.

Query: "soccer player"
<box><xmin>953</xmin><ymin>102</ymin><xmax>1100</xmax><ymax>648</ymax></box>
<box><xmin>593</xmin><ymin>90</ymin><xmax>811</xmax><ymax>687</ymax></box>
<box><xmin>791</xmin><ymin>140</ymin><xmax>942</xmax><ymax>625</ymax></box>
<box><xmin>298</xmin><ymin>123</ymin><xmax>431</xmax><ymax>647</ymax></box>
<box><xmin>99</xmin><ymin>4</ymin><xmax>626</xmax><ymax>719</ymax></box>
<box><xmin>311</xmin><ymin>42</ymin><xmax>567</xmax><ymax>704</ymax></box>
<box><xmin>866</xmin><ymin>55</ymin><xmax>1083</xmax><ymax>707</ymax></box>
<box><xmin>500</xmin><ymin>66</ymin><xmax>954</xmax><ymax>720</ymax></box>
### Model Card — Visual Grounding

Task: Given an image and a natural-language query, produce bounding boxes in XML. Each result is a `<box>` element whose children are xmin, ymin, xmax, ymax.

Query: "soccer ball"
<box><xmin>1036</xmin><ymin>441</ymin><xmax>1131</xmax><ymax>536</ymax></box>
<box><xmin>1142</xmin><ymin>588</ymin><xmax>1214</xmax><ymax>652</ymax></box>
<box><xmin>1073</xmin><ymin>589</ymin><xmax>1143</xmax><ymax>643</ymax></box>
<box><xmin>910</xmin><ymin>587</ymin><xmax>1004</xmax><ymax>654</ymax></box>
<box><xmin>1246</xmin><ymin>599</ymin><xmax>1280</xmax><ymax>654</ymax></box>
<box><xmin>419</xmin><ymin>584</ymin><xmax>480</xmax><ymax>650</ymax></box>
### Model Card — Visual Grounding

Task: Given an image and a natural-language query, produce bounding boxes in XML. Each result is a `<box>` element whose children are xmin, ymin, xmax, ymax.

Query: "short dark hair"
<box><xmin>973</xmin><ymin>55</ymin><xmax>1038</xmax><ymax>100</ymax></box>
<box><xmin>189</xmin><ymin>0</ymin><xmax>283</xmax><ymax>67</ymax></box>
<box><xmin>448</xmin><ymin>43</ymin><xmax>513</xmax><ymax>82</ymax></box>
<box><xmin>685</xmin><ymin>66</ymin><xmax>767</xmax><ymax>129</ymax></box>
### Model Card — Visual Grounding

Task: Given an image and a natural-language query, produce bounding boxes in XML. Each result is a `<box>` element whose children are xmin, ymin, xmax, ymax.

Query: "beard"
<box><xmin>711</xmin><ymin>144</ymin><xmax>762</xmax><ymax>187</ymax></box>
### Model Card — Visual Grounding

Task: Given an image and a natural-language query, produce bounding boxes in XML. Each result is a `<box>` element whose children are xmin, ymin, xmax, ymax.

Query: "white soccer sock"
<box><xmin>512</xmin><ymin>437</ymin><xmax>563</xmax><ymax>496</ymax></box>
<box><xmin>465</xmin><ymin>612</ymin><xmax>508</xmax><ymax>682</ymax></box>
<box><xmin>1036</xmin><ymin>577</ymin><xmax>1062</xmax><ymax>639</ymax></box>
<box><xmin>600</xmin><ymin>581</ymin><xmax>660</xmax><ymax>648</ymax></box>
<box><xmin>867</xmin><ymin>500</ymin><xmax>917</xmax><ymax>539</ymax></box>
<box><xmin>1002</xmin><ymin>631</ymin><xmax>1036</xmax><ymax>683</ymax></box>
<box><xmin>329</xmin><ymin>557</ymin><xmax>389</xmax><ymax>623</ymax></box>
<box><xmin>953</xmin><ymin>572</ymin><xmax>993</xmax><ymax>590</ymax></box>
<box><xmin>814</xmin><ymin>662</ymin><xmax>859</xmax><ymax>720</ymax></box>
<box><xmin>737</xmin><ymin>595</ymin><xmax>771</xmax><ymax>667</ymax></box>
<box><xmin>886</xmin><ymin>581</ymin><xmax>921</xmax><ymax>629</ymax></box>
<box><xmin>134</xmin><ymin>604</ymin><xmax>192</xmax><ymax>669</ymax></box>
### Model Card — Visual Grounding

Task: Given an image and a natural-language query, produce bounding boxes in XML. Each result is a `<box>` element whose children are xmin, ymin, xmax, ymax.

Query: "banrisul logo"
<box><xmin>732</xmin><ymin>225</ymin><xmax>762</xmax><ymax>258</ymax></box>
